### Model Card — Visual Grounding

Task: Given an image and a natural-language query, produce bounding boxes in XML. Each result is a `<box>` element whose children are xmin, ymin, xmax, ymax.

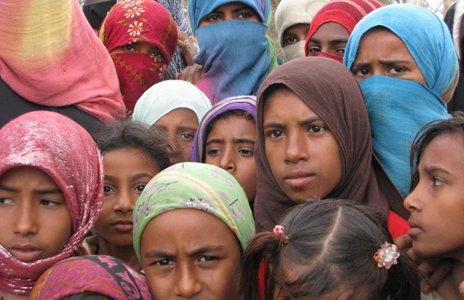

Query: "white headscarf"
<box><xmin>275</xmin><ymin>0</ymin><xmax>327</xmax><ymax>61</ymax></box>
<box><xmin>132</xmin><ymin>80</ymin><xmax>212</xmax><ymax>127</ymax></box>
<box><xmin>454</xmin><ymin>0</ymin><xmax>464</xmax><ymax>59</ymax></box>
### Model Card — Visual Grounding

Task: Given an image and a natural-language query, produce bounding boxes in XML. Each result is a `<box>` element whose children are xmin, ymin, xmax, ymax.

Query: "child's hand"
<box><xmin>176</xmin><ymin>64</ymin><xmax>204</xmax><ymax>84</ymax></box>
<box><xmin>394</xmin><ymin>235</ymin><xmax>452</xmax><ymax>294</ymax></box>
<box><xmin>459</xmin><ymin>281</ymin><xmax>464</xmax><ymax>296</ymax></box>
<box><xmin>177</xmin><ymin>27</ymin><xmax>197</xmax><ymax>67</ymax></box>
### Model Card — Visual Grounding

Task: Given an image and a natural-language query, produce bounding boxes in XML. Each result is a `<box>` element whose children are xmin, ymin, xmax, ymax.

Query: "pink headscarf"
<box><xmin>0</xmin><ymin>0</ymin><xmax>126</xmax><ymax>122</ymax></box>
<box><xmin>0</xmin><ymin>111</ymin><xmax>104</xmax><ymax>296</ymax></box>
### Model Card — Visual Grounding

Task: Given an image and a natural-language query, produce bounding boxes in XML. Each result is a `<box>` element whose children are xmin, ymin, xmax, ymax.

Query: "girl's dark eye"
<box><xmin>239</xmin><ymin>148</ymin><xmax>254</xmax><ymax>157</ymax></box>
<box><xmin>307</xmin><ymin>46</ymin><xmax>321</xmax><ymax>55</ymax></box>
<box><xmin>334</xmin><ymin>48</ymin><xmax>345</xmax><ymax>55</ymax></box>
<box><xmin>124</xmin><ymin>44</ymin><xmax>136</xmax><ymax>52</ymax></box>
<box><xmin>207</xmin><ymin>148</ymin><xmax>220</xmax><ymax>156</ymax></box>
<box><xmin>283</xmin><ymin>36</ymin><xmax>298</xmax><ymax>46</ymax></box>
<box><xmin>154</xmin><ymin>258</ymin><xmax>173</xmax><ymax>266</ymax></box>
<box><xmin>0</xmin><ymin>198</ymin><xmax>13</xmax><ymax>205</ymax></box>
<box><xmin>266</xmin><ymin>130</ymin><xmax>283</xmax><ymax>139</ymax></box>
<box><xmin>198</xmin><ymin>255</ymin><xmax>216</xmax><ymax>263</ymax></box>
<box><xmin>389</xmin><ymin>65</ymin><xmax>407</xmax><ymax>75</ymax></box>
<box><xmin>432</xmin><ymin>177</ymin><xmax>444</xmax><ymax>187</ymax></box>
<box><xmin>134</xmin><ymin>184</ymin><xmax>146</xmax><ymax>194</ymax></box>
<box><xmin>352</xmin><ymin>66</ymin><xmax>369</xmax><ymax>77</ymax></box>
<box><xmin>308</xmin><ymin>125</ymin><xmax>326</xmax><ymax>134</ymax></box>
<box><xmin>104</xmin><ymin>185</ymin><xmax>115</xmax><ymax>194</ymax></box>
<box><xmin>181</xmin><ymin>132</ymin><xmax>194</xmax><ymax>141</ymax></box>
<box><xmin>40</xmin><ymin>199</ymin><xmax>60</xmax><ymax>207</ymax></box>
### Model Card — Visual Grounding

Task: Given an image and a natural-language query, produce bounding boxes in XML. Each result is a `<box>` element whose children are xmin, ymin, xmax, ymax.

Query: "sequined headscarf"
<box><xmin>0</xmin><ymin>111</ymin><xmax>104</xmax><ymax>296</ymax></box>
<box><xmin>30</xmin><ymin>255</ymin><xmax>151</xmax><ymax>300</ymax></box>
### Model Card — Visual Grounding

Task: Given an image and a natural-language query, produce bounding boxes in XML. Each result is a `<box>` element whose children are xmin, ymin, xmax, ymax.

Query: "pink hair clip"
<box><xmin>273</xmin><ymin>225</ymin><xmax>288</xmax><ymax>246</ymax></box>
<box><xmin>373</xmin><ymin>242</ymin><xmax>400</xmax><ymax>270</ymax></box>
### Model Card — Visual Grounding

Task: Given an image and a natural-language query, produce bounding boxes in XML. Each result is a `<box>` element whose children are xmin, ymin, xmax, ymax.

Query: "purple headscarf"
<box><xmin>191</xmin><ymin>95</ymin><xmax>257</xmax><ymax>162</ymax></box>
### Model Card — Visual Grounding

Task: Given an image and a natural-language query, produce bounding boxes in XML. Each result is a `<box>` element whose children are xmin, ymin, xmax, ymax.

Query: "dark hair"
<box><xmin>410</xmin><ymin>113</ymin><xmax>464</xmax><ymax>190</ymax></box>
<box><xmin>63</xmin><ymin>292</ymin><xmax>112</xmax><ymax>300</ymax></box>
<box><xmin>242</xmin><ymin>199</ymin><xmax>420</xmax><ymax>300</ymax></box>
<box><xmin>94</xmin><ymin>120</ymin><xmax>171</xmax><ymax>171</ymax></box>
<box><xmin>202</xmin><ymin>109</ymin><xmax>255</xmax><ymax>162</ymax></box>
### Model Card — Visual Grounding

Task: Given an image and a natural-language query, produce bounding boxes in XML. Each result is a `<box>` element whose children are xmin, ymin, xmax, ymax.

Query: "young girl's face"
<box><xmin>111</xmin><ymin>41</ymin><xmax>166</xmax><ymax>64</ymax></box>
<box><xmin>282</xmin><ymin>23</ymin><xmax>310</xmax><ymax>48</ymax></box>
<box><xmin>0</xmin><ymin>167</ymin><xmax>71</xmax><ymax>262</ymax></box>
<box><xmin>306</xmin><ymin>22</ymin><xmax>349</xmax><ymax>58</ymax></box>
<box><xmin>350</xmin><ymin>29</ymin><xmax>425</xmax><ymax>84</ymax></box>
<box><xmin>263</xmin><ymin>88</ymin><xmax>342</xmax><ymax>202</ymax></box>
<box><xmin>205</xmin><ymin>114</ymin><xmax>257</xmax><ymax>201</ymax></box>
<box><xmin>95</xmin><ymin>147</ymin><xmax>160</xmax><ymax>247</ymax></box>
<box><xmin>405</xmin><ymin>133</ymin><xmax>464</xmax><ymax>259</ymax></box>
<box><xmin>199</xmin><ymin>3</ymin><xmax>260</xmax><ymax>27</ymax></box>
<box><xmin>141</xmin><ymin>209</ymin><xmax>242</xmax><ymax>299</ymax></box>
<box><xmin>153</xmin><ymin>108</ymin><xmax>199</xmax><ymax>163</ymax></box>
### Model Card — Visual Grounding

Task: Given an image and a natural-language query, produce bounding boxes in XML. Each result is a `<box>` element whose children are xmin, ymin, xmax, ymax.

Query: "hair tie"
<box><xmin>373</xmin><ymin>242</ymin><xmax>400</xmax><ymax>269</ymax></box>
<box><xmin>273</xmin><ymin>225</ymin><xmax>288</xmax><ymax>246</ymax></box>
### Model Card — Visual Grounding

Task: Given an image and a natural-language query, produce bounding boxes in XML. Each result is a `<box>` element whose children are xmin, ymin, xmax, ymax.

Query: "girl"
<box><xmin>180</xmin><ymin>0</ymin><xmax>278</xmax><ymax>103</ymax></box>
<box><xmin>405</xmin><ymin>114</ymin><xmax>464</xmax><ymax>299</ymax></box>
<box><xmin>254</xmin><ymin>57</ymin><xmax>408</xmax><ymax>239</ymax></box>
<box><xmin>243</xmin><ymin>200</ymin><xmax>420</xmax><ymax>299</ymax></box>
<box><xmin>100</xmin><ymin>0</ymin><xmax>178</xmax><ymax>113</ymax></box>
<box><xmin>0</xmin><ymin>0</ymin><xmax>125</xmax><ymax>130</ymax></box>
<box><xmin>274</xmin><ymin>0</ymin><xmax>326</xmax><ymax>61</ymax></box>
<box><xmin>344</xmin><ymin>4</ymin><xmax>458</xmax><ymax>197</ymax></box>
<box><xmin>31</xmin><ymin>255</ymin><xmax>151</xmax><ymax>299</ymax></box>
<box><xmin>191</xmin><ymin>96</ymin><xmax>257</xmax><ymax>203</ymax></box>
<box><xmin>132</xmin><ymin>80</ymin><xmax>212</xmax><ymax>163</ymax></box>
<box><xmin>133</xmin><ymin>162</ymin><xmax>255</xmax><ymax>299</ymax></box>
<box><xmin>81</xmin><ymin>121</ymin><xmax>171</xmax><ymax>270</ymax></box>
<box><xmin>0</xmin><ymin>111</ymin><xmax>103</xmax><ymax>299</ymax></box>
<box><xmin>305</xmin><ymin>0</ymin><xmax>382</xmax><ymax>62</ymax></box>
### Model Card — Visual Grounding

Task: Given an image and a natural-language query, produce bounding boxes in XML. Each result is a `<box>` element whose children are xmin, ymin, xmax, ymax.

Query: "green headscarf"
<box><xmin>133</xmin><ymin>162</ymin><xmax>255</xmax><ymax>262</ymax></box>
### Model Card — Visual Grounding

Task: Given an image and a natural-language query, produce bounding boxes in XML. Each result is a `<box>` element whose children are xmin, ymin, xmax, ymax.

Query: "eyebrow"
<box><xmin>105</xmin><ymin>173</ymin><xmax>154</xmax><ymax>181</ymax></box>
<box><xmin>309</xmin><ymin>38</ymin><xmax>348</xmax><ymax>44</ymax></box>
<box><xmin>0</xmin><ymin>184</ymin><xmax>61</xmax><ymax>195</ymax></box>
<box><xmin>206</xmin><ymin>138</ymin><xmax>255</xmax><ymax>146</ymax></box>
<box><xmin>353</xmin><ymin>58</ymin><xmax>412</xmax><ymax>67</ymax></box>
<box><xmin>144</xmin><ymin>245</ymin><xmax>225</xmax><ymax>259</ymax></box>
<box><xmin>263</xmin><ymin>117</ymin><xmax>322</xmax><ymax>128</ymax></box>
<box><xmin>423</xmin><ymin>165</ymin><xmax>452</xmax><ymax>176</ymax></box>
<box><xmin>177</xmin><ymin>126</ymin><xmax>197</xmax><ymax>132</ymax></box>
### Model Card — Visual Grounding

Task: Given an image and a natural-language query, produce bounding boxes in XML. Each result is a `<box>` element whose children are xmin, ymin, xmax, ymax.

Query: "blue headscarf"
<box><xmin>344</xmin><ymin>4</ymin><xmax>457</xmax><ymax>197</ymax></box>
<box><xmin>188</xmin><ymin>0</ymin><xmax>277</xmax><ymax>104</ymax></box>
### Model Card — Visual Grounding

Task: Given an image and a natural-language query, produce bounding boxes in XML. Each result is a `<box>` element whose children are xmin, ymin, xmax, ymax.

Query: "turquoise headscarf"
<box><xmin>133</xmin><ymin>162</ymin><xmax>255</xmax><ymax>262</ymax></box>
<box><xmin>344</xmin><ymin>4</ymin><xmax>456</xmax><ymax>196</ymax></box>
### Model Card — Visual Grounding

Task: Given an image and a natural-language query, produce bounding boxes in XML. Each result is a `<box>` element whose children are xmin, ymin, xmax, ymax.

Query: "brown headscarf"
<box><xmin>254</xmin><ymin>57</ymin><xmax>406</xmax><ymax>231</ymax></box>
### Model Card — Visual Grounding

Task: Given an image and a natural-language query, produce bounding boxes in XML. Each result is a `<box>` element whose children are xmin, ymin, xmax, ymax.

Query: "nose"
<box><xmin>114</xmin><ymin>188</ymin><xmax>134</xmax><ymax>214</ymax></box>
<box><xmin>14</xmin><ymin>201</ymin><xmax>38</xmax><ymax>236</ymax></box>
<box><xmin>218</xmin><ymin>146</ymin><xmax>236</xmax><ymax>174</ymax></box>
<box><xmin>404</xmin><ymin>184</ymin><xmax>421</xmax><ymax>213</ymax></box>
<box><xmin>173</xmin><ymin>264</ymin><xmax>202</xmax><ymax>298</ymax></box>
<box><xmin>285</xmin><ymin>130</ymin><xmax>308</xmax><ymax>164</ymax></box>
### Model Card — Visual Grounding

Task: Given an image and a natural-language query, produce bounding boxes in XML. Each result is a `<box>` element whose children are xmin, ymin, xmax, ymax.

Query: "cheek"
<box><xmin>0</xmin><ymin>212</ymin><xmax>14</xmax><ymax>246</ymax></box>
<box><xmin>315</xmin><ymin>138</ymin><xmax>342</xmax><ymax>185</ymax></box>
<box><xmin>94</xmin><ymin>199</ymin><xmax>114</xmax><ymax>231</ymax></box>
<box><xmin>46</xmin><ymin>211</ymin><xmax>73</xmax><ymax>255</ymax></box>
<box><xmin>144</xmin><ymin>268</ymin><xmax>171</xmax><ymax>298</ymax></box>
<box><xmin>264</xmin><ymin>141</ymin><xmax>283</xmax><ymax>175</ymax></box>
<box><xmin>207</xmin><ymin>255</ymin><xmax>242</xmax><ymax>297</ymax></box>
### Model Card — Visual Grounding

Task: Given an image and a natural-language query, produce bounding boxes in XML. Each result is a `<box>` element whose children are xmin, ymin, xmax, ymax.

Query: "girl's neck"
<box><xmin>436</xmin><ymin>260</ymin><xmax>464</xmax><ymax>299</ymax></box>
<box><xmin>96</xmin><ymin>236</ymin><xmax>140</xmax><ymax>271</ymax></box>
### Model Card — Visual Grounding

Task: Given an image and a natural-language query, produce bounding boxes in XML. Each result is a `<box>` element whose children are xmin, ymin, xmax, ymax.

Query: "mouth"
<box><xmin>283</xmin><ymin>171</ymin><xmax>316</xmax><ymax>189</ymax></box>
<box><xmin>9</xmin><ymin>244</ymin><xmax>43</xmax><ymax>262</ymax></box>
<box><xmin>408</xmin><ymin>219</ymin><xmax>423</xmax><ymax>238</ymax></box>
<box><xmin>111</xmin><ymin>220</ymin><xmax>134</xmax><ymax>233</ymax></box>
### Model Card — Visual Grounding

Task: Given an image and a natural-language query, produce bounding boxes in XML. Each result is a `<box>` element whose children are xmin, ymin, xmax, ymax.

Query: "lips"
<box><xmin>283</xmin><ymin>171</ymin><xmax>316</xmax><ymax>189</ymax></box>
<box><xmin>112</xmin><ymin>220</ymin><xmax>133</xmax><ymax>233</ymax></box>
<box><xmin>408</xmin><ymin>219</ymin><xmax>423</xmax><ymax>238</ymax></box>
<box><xmin>9</xmin><ymin>244</ymin><xmax>43</xmax><ymax>262</ymax></box>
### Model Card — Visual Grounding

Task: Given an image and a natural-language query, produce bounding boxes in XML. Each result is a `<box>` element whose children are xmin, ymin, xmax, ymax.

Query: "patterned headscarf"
<box><xmin>133</xmin><ymin>162</ymin><xmax>255</xmax><ymax>261</ymax></box>
<box><xmin>0</xmin><ymin>111</ymin><xmax>104</xmax><ymax>296</ymax></box>
<box><xmin>100</xmin><ymin>0</ymin><xmax>178</xmax><ymax>112</ymax></box>
<box><xmin>191</xmin><ymin>95</ymin><xmax>257</xmax><ymax>162</ymax></box>
<box><xmin>30</xmin><ymin>255</ymin><xmax>151</xmax><ymax>300</ymax></box>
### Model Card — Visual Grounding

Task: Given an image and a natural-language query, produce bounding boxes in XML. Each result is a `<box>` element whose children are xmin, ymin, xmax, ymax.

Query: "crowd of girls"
<box><xmin>0</xmin><ymin>0</ymin><xmax>464</xmax><ymax>299</ymax></box>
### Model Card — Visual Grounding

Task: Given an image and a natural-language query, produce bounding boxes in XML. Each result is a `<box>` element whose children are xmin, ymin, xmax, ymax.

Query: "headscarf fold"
<box><xmin>132</xmin><ymin>80</ymin><xmax>212</xmax><ymax>127</ymax></box>
<box><xmin>305</xmin><ymin>0</ymin><xmax>382</xmax><ymax>59</ymax></box>
<box><xmin>275</xmin><ymin>0</ymin><xmax>327</xmax><ymax>61</ymax></box>
<box><xmin>100</xmin><ymin>0</ymin><xmax>178</xmax><ymax>112</ymax></box>
<box><xmin>254</xmin><ymin>57</ymin><xmax>403</xmax><ymax>232</ymax></box>
<box><xmin>191</xmin><ymin>95</ymin><xmax>257</xmax><ymax>162</ymax></box>
<box><xmin>0</xmin><ymin>0</ymin><xmax>125</xmax><ymax>122</ymax></box>
<box><xmin>0</xmin><ymin>111</ymin><xmax>104</xmax><ymax>296</ymax></box>
<box><xmin>344</xmin><ymin>4</ymin><xmax>456</xmax><ymax>196</ymax></box>
<box><xmin>133</xmin><ymin>162</ymin><xmax>255</xmax><ymax>261</ymax></box>
<box><xmin>189</xmin><ymin>0</ymin><xmax>278</xmax><ymax>104</ymax></box>
<box><xmin>30</xmin><ymin>255</ymin><xmax>151</xmax><ymax>300</ymax></box>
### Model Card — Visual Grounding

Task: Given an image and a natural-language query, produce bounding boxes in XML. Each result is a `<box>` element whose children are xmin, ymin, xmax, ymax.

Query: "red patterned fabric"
<box><xmin>31</xmin><ymin>255</ymin><xmax>151</xmax><ymax>300</ymax></box>
<box><xmin>305</xmin><ymin>0</ymin><xmax>382</xmax><ymax>56</ymax></box>
<box><xmin>100</xmin><ymin>0</ymin><xmax>178</xmax><ymax>112</ymax></box>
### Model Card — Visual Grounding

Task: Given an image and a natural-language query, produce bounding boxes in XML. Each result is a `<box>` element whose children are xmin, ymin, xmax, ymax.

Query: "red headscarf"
<box><xmin>304</xmin><ymin>0</ymin><xmax>382</xmax><ymax>58</ymax></box>
<box><xmin>100</xmin><ymin>0</ymin><xmax>178</xmax><ymax>112</ymax></box>
<box><xmin>0</xmin><ymin>111</ymin><xmax>104</xmax><ymax>296</ymax></box>
<box><xmin>0</xmin><ymin>0</ymin><xmax>126</xmax><ymax>123</ymax></box>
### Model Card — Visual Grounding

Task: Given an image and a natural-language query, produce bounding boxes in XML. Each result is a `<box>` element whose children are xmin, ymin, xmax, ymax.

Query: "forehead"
<box><xmin>214</xmin><ymin>2</ymin><xmax>256</xmax><ymax>13</ymax></box>
<box><xmin>421</xmin><ymin>133</ymin><xmax>464</xmax><ymax>167</ymax></box>
<box><xmin>263</xmin><ymin>87</ymin><xmax>319</xmax><ymax>120</ymax></box>
<box><xmin>155</xmin><ymin>108</ymin><xmax>199</xmax><ymax>126</ymax></box>
<box><xmin>356</xmin><ymin>28</ymin><xmax>414</xmax><ymax>61</ymax></box>
<box><xmin>311</xmin><ymin>22</ymin><xmax>350</xmax><ymax>40</ymax></box>
<box><xmin>0</xmin><ymin>166</ymin><xmax>58</xmax><ymax>188</ymax></box>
